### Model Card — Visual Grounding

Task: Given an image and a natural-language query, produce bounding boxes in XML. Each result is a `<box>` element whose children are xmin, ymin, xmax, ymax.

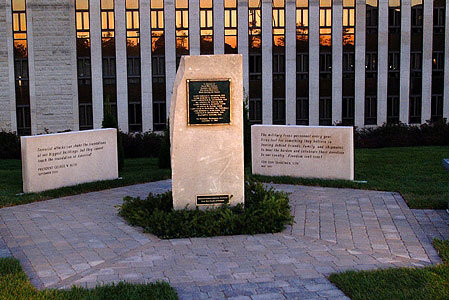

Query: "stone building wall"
<box><xmin>28</xmin><ymin>0</ymin><xmax>78</xmax><ymax>133</ymax></box>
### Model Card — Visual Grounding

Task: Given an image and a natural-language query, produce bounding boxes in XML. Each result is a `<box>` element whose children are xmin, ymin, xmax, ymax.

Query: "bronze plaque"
<box><xmin>187</xmin><ymin>79</ymin><xmax>231</xmax><ymax>125</ymax></box>
<box><xmin>197</xmin><ymin>195</ymin><xmax>230</xmax><ymax>205</ymax></box>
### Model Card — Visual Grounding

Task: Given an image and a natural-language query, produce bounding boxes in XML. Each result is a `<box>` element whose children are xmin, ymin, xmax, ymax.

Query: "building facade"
<box><xmin>0</xmin><ymin>0</ymin><xmax>449</xmax><ymax>135</ymax></box>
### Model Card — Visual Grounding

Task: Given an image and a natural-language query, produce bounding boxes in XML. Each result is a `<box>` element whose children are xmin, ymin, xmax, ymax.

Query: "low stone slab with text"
<box><xmin>251</xmin><ymin>125</ymin><xmax>354</xmax><ymax>181</ymax></box>
<box><xmin>21</xmin><ymin>129</ymin><xmax>118</xmax><ymax>193</ymax></box>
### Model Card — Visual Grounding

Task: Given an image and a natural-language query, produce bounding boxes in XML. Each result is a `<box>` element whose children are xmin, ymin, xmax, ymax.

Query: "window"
<box><xmin>273</xmin><ymin>98</ymin><xmax>286</xmax><ymax>125</ymax></box>
<box><xmin>365</xmin><ymin>52</ymin><xmax>377</xmax><ymax>73</ymax></box>
<box><xmin>101</xmin><ymin>0</ymin><xmax>117</xmax><ymax>116</ymax></box>
<box><xmin>319</xmin><ymin>53</ymin><xmax>332</xmax><ymax>75</ymax></box>
<box><xmin>297</xmin><ymin>53</ymin><xmax>309</xmax><ymax>75</ymax></box>
<box><xmin>273</xmin><ymin>53</ymin><xmax>285</xmax><ymax>79</ymax></box>
<box><xmin>200</xmin><ymin>0</ymin><xmax>213</xmax><ymax>54</ymax></box>
<box><xmin>126</xmin><ymin>0</ymin><xmax>141</xmax><ymax>132</ymax></box>
<box><xmin>433</xmin><ymin>6</ymin><xmax>445</xmax><ymax>34</ymax></box>
<box><xmin>319</xmin><ymin>97</ymin><xmax>332</xmax><ymax>125</ymax></box>
<box><xmin>176</xmin><ymin>0</ymin><xmax>189</xmax><ymax>68</ymax></box>
<box><xmin>366</xmin><ymin>1</ymin><xmax>378</xmax><ymax>33</ymax></box>
<box><xmin>12</xmin><ymin>0</ymin><xmax>31</xmax><ymax>135</ymax></box>
<box><xmin>343</xmin><ymin>53</ymin><xmax>355</xmax><ymax>73</ymax></box>
<box><xmin>249</xmin><ymin>0</ymin><xmax>262</xmax><ymax>51</ymax></box>
<box><xmin>249</xmin><ymin>53</ymin><xmax>262</xmax><ymax>80</ymax></box>
<box><xmin>409</xmin><ymin>96</ymin><xmax>421</xmax><ymax>124</ymax></box>
<box><xmin>433</xmin><ymin>51</ymin><xmax>444</xmax><ymax>72</ymax></box>
<box><xmin>296</xmin><ymin>97</ymin><xmax>309</xmax><ymax>125</ymax></box>
<box><xmin>411</xmin><ymin>3</ymin><xmax>423</xmax><ymax>32</ymax></box>
<box><xmin>76</xmin><ymin>0</ymin><xmax>93</xmax><ymax>130</ymax></box>
<box><xmin>431</xmin><ymin>94</ymin><xmax>443</xmax><ymax>121</ymax></box>
<box><xmin>388</xmin><ymin>1</ymin><xmax>401</xmax><ymax>33</ymax></box>
<box><xmin>411</xmin><ymin>52</ymin><xmax>422</xmax><ymax>72</ymax></box>
<box><xmin>151</xmin><ymin>0</ymin><xmax>166</xmax><ymax>131</ymax></box>
<box><xmin>151</xmin><ymin>0</ymin><xmax>165</xmax><ymax>54</ymax></box>
<box><xmin>319</xmin><ymin>0</ymin><xmax>332</xmax><ymax>119</ymax></box>
<box><xmin>249</xmin><ymin>0</ymin><xmax>262</xmax><ymax>124</ymax></box>
<box><xmin>365</xmin><ymin>96</ymin><xmax>377</xmax><ymax>125</ymax></box>
<box><xmin>388</xmin><ymin>51</ymin><xmax>400</xmax><ymax>76</ymax></box>
<box><xmin>342</xmin><ymin>96</ymin><xmax>355</xmax><ymax>125</ymax></box>
<box><xmin>387</xmin><ymin>96</ymin><xmax>399</xmax><ymax>124</ymax></box>
<box><xmin>249</xmin><ymin>98</ymin><xmax>262</xmax><ymax>123</ymax></box>
<box><xmin>296</xmin><ymin>1</ymin><xmax>309</xmax><ymax>79</ymax></box>
<box><xmin>366</xmin><ymin>0</ymin><xmax>378</xmax><ymax>125</ymax></box>
<box><xmin>224</xmin><ymin>0</ymin><xmax>238</xmax><ymax>53</ymax></box>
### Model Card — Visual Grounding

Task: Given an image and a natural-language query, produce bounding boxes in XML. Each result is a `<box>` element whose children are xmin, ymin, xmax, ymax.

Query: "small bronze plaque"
<box><xmin>197</xmin><ymin>195</ymin><xmax>230</xmax><ymax>205</ymax></box>
<box><xmin>187</xmin><ymin>79</ymin><xmax>231</xmax><ymax>125</ymax></box>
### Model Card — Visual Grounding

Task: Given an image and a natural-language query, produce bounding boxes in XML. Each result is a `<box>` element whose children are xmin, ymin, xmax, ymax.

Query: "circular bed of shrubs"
<box><xmin>118</xmin><ymin>181</ymin><xmax>294</xmax><ymax>239</ymax></box>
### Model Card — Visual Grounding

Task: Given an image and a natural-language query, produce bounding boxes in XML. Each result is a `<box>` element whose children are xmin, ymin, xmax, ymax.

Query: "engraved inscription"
<box><xmin>258</xmin><ymin>132</ymin><xmax>345</xmax><ymax>169</ymax></box>
<box><xmin>188</xmin><ymin>80</ymin><xmax>231</xmax><ymax>125</ymax></box>
<box><xmin>197</xmin><ymin>195</ymin><xmax>230</xmax><ymax>205</ymax></box>
<box><xmin>36</xmin><ymin>141</ymin><xmax>108</xmax><ymax>176</ymax></box>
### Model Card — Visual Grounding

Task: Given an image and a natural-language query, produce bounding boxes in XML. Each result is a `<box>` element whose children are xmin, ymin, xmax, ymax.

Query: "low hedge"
<box><xmin>355</xmin><ymin>119</ymin><xmax>449</xmax><ymax>148</ymax></box>
<box><xmin>0</xmin><ymin>131</ymin><xmax>20</xmax><ymax>159</ymax></box>
<box><xmin>0</xmin><ymin>257</ymin><xmax>178</xmax><ymax>300</ymax></box>
<box><xmin>118</xmin><ymin>180</ymin><xmax>294</xmax><ymax>239</ymax></box>
<box><xmin>120</xmin><ymin>131</ymin><xmax>162</xmax><ymax>158</ymax></box>
<box><xmin>2</xmin><ymin>119</ymin><xmax>449</xmax><ymax>160</ymax></box>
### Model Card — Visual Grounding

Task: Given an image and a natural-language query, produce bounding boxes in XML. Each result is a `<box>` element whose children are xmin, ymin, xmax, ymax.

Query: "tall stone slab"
<box><xmin>170</xmin><ymin>55</ymin><xmax>244</xmax><ymax>210</ymax></box>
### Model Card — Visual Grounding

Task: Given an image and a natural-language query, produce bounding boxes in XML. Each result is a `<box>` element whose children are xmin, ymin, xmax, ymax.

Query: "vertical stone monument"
<box><xmin>170</xmin><ymin>55</ymin><xmax>244</xmax><ymax>210</ymax></box>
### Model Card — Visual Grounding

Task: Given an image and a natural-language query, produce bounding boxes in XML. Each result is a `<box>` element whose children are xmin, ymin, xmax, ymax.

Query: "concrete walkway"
<box><xmin>0</xmin><ymin>180</ymin><xmax>448</xmax><ymax>300</ymax></box>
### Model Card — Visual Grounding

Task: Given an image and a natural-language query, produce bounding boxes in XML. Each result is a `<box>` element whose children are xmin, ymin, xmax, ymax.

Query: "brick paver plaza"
<box><xmin>1</xmin><ymin>180</ymin><xmax>448</xmax><ymax>299</ymax></box>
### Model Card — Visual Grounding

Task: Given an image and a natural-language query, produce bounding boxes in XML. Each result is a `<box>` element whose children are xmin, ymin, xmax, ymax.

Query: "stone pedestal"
<box><xmin>170</xmin><ymin>55</ymin><xmax>244</xmax><ymax>210</ymax></box>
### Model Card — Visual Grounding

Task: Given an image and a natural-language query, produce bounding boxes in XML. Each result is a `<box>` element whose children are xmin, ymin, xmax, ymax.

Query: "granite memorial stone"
<box><xmin>252</xmin><ymin>125</ymin><xmax>354</xmax><ymax>181</ymax></box>
<box><xmin>170</xmin><ymin>55</ymin><xmax>244</xmax><ymax>210</ymax></box>
<box><xmin>21</xmin><ymin>129</ymin><xmax>119</xmax><ymax>193</ymax></box>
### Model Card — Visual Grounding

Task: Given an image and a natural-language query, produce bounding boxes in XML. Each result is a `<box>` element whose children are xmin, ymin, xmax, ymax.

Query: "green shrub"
<box><xmin>118</xmin><ymin>180</ymin><xmax>294</xmax><ymax>239</ymax></box>
<box><xmin>0</xmin><ymin>131</ymin><xmax>21</xmax><ymax>159</ymax></box>
<box><xmin>121</xmin><ymin>131</ymin><xmax>162</xmax><ymax>158</ymax></box>
<box><xmin>243</xmin><ymin>97</ymin><xmax>252</xmax><ymax>168</ymax></box>
<box><xmin>355</xmin><ymin>119</ymin><xmax>449</xmax><ymax>148</ymax></box>
<box><xmin>102</xmin><ymin>101</ymin><xmax>125</xmax><ymax>172</ymax></box>
<box><xmin>158</xmin><ymin>121</ymin><xmax>171</xmax><ymax>169</ymax></box>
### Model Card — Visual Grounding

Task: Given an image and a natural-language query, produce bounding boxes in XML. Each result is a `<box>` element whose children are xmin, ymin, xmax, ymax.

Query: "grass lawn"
<box><xmin>0</xmin><ymin>158</ymin><xmax>170</xmax><ymax>208</ymax></box>
<box><xmin>328</xmin><ymin>239</ymin><xmax>449</xmax><ymax>300</ymax></box>
<box><xmin>0</xmin><ymin>257</ymin><xmax>178</xmax><ymax>300</ymax></box>
<box><xmin>251</xmin><ymin>146</ymin><xmax>449</xmax><ymax>209</ymax></box>
<box><xmin>1</xmin><ymin>146</ymin><xmax>448</xmax><ymax>209</ymax></box>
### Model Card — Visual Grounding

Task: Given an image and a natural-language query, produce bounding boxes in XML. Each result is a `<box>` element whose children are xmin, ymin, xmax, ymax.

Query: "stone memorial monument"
<box><xmin>170</xmin><ymin>55</ymin><xmax>245</xmax><ymax>210</ymax></box>
<box><xmin>252</xmin><ymin>125</ymin><xmax>354</xmax><ymax>181</ymax></box>
<box><xmin>21</xmin><ymin>129</ymin><xmax>119</xmax><ymax>193</ymax></box>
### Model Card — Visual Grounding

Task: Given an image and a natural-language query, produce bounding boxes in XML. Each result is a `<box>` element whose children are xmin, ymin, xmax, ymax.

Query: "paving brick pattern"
<box><xmin>0</xmin><ymin>181</ymin><xmax>448</xmax><ymax>299</ymax></box>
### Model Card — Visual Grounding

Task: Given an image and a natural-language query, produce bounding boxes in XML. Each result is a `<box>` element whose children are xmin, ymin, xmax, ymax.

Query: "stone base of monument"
<box><xmin>170</xmin><ymin>55</ymin><xmax>245</xmax><ymax>210</ymax></box>
<box><xmin>252</xmin><ymin>125</ymin><xmax>354</xmax><ymax>181</ymax></box>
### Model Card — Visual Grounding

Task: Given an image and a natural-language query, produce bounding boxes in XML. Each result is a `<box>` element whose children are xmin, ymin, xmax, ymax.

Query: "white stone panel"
<box><xmin>252</xmin><ymin>125</ymin><xmax>354</xmax><ymax>181</ymax></box>
<box><xmin>21</xmin><ymin>129</ymin><xmax>118</xmax><ymax>193</ymax></box>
